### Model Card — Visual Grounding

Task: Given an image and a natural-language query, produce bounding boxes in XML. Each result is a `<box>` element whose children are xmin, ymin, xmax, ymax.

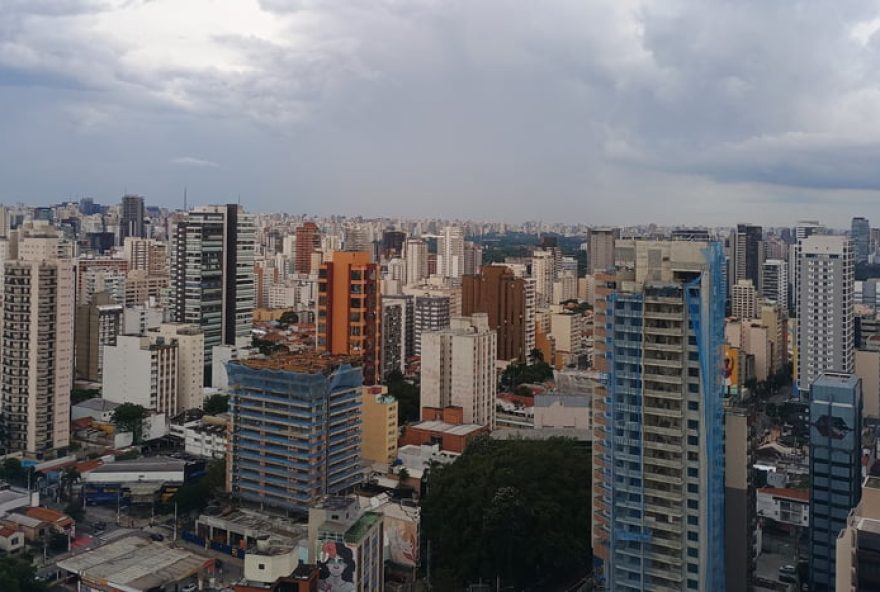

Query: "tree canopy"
<box><xmin>500</xmin><ymin>359</ymin><xmax>554</xmax><ymax>390</ymax></box>
<box><xmin>173</xmin><ymin>459</ymin><xmax>226</xmax><ymax>513</ymax></box>
<box><xmin>422</xmin><ymin>436</ymin><xmax>591</xmax><ymax>590</ymax></box>
<box><xmin>0</xmin><ymin>556</ymin><xmax>46</xmax><ymax>592</ymax></box>
<box><xmin>203</xmin><ymin>393</ymin><xmax>229</xmax><ymax>415</ymax></box>
<box><xmin>111</xmin><ymin>403</ymin><xmax>149</xmax><ymax>444</ymax></box>
<box><xmin>384</xmin><ymin>370</ymin><xmax>419</xmax><ymax>425</ymax></box>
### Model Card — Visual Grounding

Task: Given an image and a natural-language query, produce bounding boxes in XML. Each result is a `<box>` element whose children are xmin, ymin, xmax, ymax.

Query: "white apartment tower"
<box><xmin>404</xmin><ymin>238</ymin><xmax>428</xmax><ymax>285</ymax></box>
<box><xmin>152</xmin><ymin>323</ymin><xmax>205</xmax><ymax>410</ymax></box>
<box><xmin>420</xmin><ymin>314</ymin><xmax>497</xmax><ymax>428</ymax></box>
<box><xmin>437</xmin><ymin>226</ymin><xmax>464</xmax><ymax>279</ymax></box>
<box><xmin>731</xmin><ymin>279</ymin><xmax>759</xmax><ymax>320</ymax></box>
<box><xmin>102</xmin><ymin>335</ymin><xmax>179</xmax><ymax>415</ymax></box>
<box><xmin>796</xmin><ymin>235</ymin><xmax>854</xmax><ymax>394</ymax></box>
<box><xmin>761</xmin><ymin>258</ymin><xmax>788</xmax><ymax>308</ymax></box>
<box><xmin>1</xmin><ymin>233</ymin><xmax>74</xmax><ymax>454</ymax></box>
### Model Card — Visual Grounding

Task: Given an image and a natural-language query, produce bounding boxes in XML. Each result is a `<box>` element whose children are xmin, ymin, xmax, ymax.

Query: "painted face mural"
<box><xmin>317</xmin><ymin>541</ymin><xmax>356</xmax><ymax>592</ymax></box>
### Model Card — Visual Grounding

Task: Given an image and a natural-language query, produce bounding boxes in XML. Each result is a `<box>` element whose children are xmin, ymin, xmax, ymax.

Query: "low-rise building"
<box><xmin>57</xmin><ymin>535</ymin><xmax>213</xmax><ymax>592</ymax></box>
<box><xmin>757</xmin><ymin>487</ymin><xmax>810</xmax><ymax>529</ymax></box>
<box><xmin>308</xmin><ymin>496</ymin><xmax>384</xmax><ymax>592</ymax></box>
<box><xmin>0</xmin><ymin>525</ymin><xmax>23</xmax><ymax>553</ymax></box>
<box><xmin>71</xmin><ymin>398</ymin><xmax>120</xmax><ymax>423</ymax></box>
<box><xmin>837</xmin><ymin>476</ymin><xmax>880</xmax><ymax>591</ymax></box>
<box><xmin>399</xmin><ymin>407</ymin><xmax>487</xmax><ymax>454</ymax></box>
<box><xmin>185</xmin><ymin>422</ymin><xmax>228</xmax><ymax>460</ymax></box>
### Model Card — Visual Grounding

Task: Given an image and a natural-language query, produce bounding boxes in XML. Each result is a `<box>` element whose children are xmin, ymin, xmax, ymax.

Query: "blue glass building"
<box><xmin>809</xmin><ymin>372</ymin><xmax>862</xmax><ymax>591</ymax></box>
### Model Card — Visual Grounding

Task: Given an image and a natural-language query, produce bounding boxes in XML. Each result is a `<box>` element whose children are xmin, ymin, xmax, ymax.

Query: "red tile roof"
<box><xmin>25</xmin><ymin>507</ymin><xmax>74</xmax><ymax>527</ymax></box>
<box><xmin>758</xmin><ymin>487</ymin><xmax>809</xmax><ymax>502</ymax></box>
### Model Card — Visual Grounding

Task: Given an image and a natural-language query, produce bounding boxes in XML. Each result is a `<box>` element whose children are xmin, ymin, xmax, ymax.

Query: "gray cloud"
<box><xmin>1</xmin><ymin>0</ymin><xmax>880</xmax><ymax>226</ymax></box>
<box><xmin>171</xmin><ymin>157</ymin><xmax>219</xmax><ymax>168</ymax></box>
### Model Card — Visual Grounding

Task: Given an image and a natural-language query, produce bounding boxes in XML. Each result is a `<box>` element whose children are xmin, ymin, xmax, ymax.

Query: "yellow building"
<box><xmin>361</xmin><ymin>385</ymin><xmax>399</xmax><ymax>464</ymax></box>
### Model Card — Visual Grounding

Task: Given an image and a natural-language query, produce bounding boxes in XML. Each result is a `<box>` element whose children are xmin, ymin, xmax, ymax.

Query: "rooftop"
<box><xmin>236</xmin><ymin>351</ymin><xmax>360</xmax><ymax>375</ymax></box>
<box><xmin>344</xmin><ymin>511</ymin><xmax>382</xmax><ymax>544</ymax></box>
<box><xmin>57</xmin><ymin>536</ymin><xmax>209</xmax><ymax>590</ymax></box>
<box><xmin>758</xmin><ymin>487</ymin><xmax>809</xmax><ymax>502</ymax></box>
<box><xmin>410</xmin><ymin>420</ymin><xmax>485</xmax><ymax>437</ymax></box>
<box><xmin>75</xmin><ymin>398</ymin><xmax>120</xmax><ymax>412</ymax></box>
<box><xmin>90</xmin><ymin>457</ymin><xmax>188</xmax><ymax>474</ymax></box>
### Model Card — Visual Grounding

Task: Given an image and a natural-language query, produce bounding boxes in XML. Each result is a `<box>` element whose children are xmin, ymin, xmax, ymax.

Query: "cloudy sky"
<box><xmin>3</xmin><ymin>0</ymin><xmax>880</xmax><ymax>226</ymax></box>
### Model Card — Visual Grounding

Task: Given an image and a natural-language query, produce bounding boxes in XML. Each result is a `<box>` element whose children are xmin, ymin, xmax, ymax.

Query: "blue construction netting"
<box><xmin>685</xmin><ymin>241</ymin><xmax>726</xmax><ymax>592</ymax></box>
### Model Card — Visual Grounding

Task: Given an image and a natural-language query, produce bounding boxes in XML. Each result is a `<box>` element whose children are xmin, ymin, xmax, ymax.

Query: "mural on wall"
<box><xmin>385</xmin><ymin>515</ymin><xmax>419</xmax><ymax>568</ymax></box>
<box><xmin>317</xmin><ymin>540</ymin><xmax>357</xmax><ymax>592</ymax></box>
<box><xmin>723</xmin><ymin>345</ymin><xmax>739</xmax><ymax>390</ymax></box>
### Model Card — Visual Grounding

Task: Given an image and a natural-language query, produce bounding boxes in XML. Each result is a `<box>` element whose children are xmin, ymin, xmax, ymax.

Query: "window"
<box><xmin>258</xmin><ymin>563</ymin><xmax>265</xmax><ymax>570</ymax></box>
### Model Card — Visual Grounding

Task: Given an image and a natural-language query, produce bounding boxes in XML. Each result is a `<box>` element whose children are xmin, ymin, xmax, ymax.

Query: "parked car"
<box><xmin>181</xmin><ymin>582</ymin><xmax>198</xmax><ymax>592</ymax></box>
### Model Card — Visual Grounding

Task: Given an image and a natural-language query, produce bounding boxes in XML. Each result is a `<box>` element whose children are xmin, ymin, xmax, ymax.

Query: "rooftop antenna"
<box><xmin>184</xmin><ymin>186</ymin><xmax>188</xmax><ymax>212</ymax></box>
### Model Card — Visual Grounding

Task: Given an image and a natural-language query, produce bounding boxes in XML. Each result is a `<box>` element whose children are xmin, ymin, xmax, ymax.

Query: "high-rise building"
<box><xmin>123</xmin><ymin>237</ymin><xmax>168</xmax><ymax>276</ymax></box>
<box><xmin>102</xmin><ymin>334</ymin><xmax>179</xmax><ymax>415</ymax></box>
<box><xmin>404</xmin><ymin>239</ymin><xmax>428</xmax><ymax>286</ymax></box>
<box><xmin>733</xmin><ymin>223</ymin><xmax>763</xmax><ymax>291</ymax></box>
<box><xmin>463</xmin><ymin>241</ymin><xmax>483</xmax><ymax>276</ymax></box>
<box><xmin>836</xmin><ymin>475</ymin><xmax>880</xmax><ymax>592</ymax></box>
<box><xmin>437</xmin><ymin>226</ymin><xmax>464</xmax><ymax>279</ymax></box>
<box><xmin>151</xmin><ymin>323</ymin><xmax>205</xmax><ymax>411</ymax></box>
<box><xmin>761</xmin><ymin>258</ymin><xmax>788</xmax><ymax>307</ymax></box>
<box><xmin>796</xmin><ymin>235</ymin><xmax>854</xmax><ymax>394</ymax></box>
<box><xmin>420</xmin><ymin>315</ymin><xmax>497</xmax><ymax>429</ymax></box>
<box><xmin>119</xmin><ymin>194</ymin><xmax>146</xmax><ymax>242</ymax></box>
<box><xmin>731</xmin><ymin>279</ymin><xmax>759</xmax><ymax>320</ymax></box>
<box><xmin>809</xmin><ymin>373</ymin><xmax>862</xmax><ymax>592</ymax></box>
<box><xmin>588</xmin><ymin>227</ymin><xmax>618</xmax><ymax>274</ymax></box>
<box><xmin>295</xmin><ymin>222</ymin><xmax>321</xmax><ymax>274</ymax></box>
<box><xmin>317</xmin><ymin>251</ymin><xmax>381</xmax><ymax>385</ymax></box>
<box><xmin>461</xmin><ymin>265</ymin><xmax>528</xmax><ymax>362</ymax></box>
<box><xmin>724</xmin><ymin>401</ymin><xmax>757</xmax><ymax>592</ymax></box>
<box><xmin>381</xmin><ymin>229</ymin><xmax>406</xmax><ymax>259</ymax></box>
<box><xmin>361</xmin><ymin>385</ymin><xmax>398</xmax><ymax>464</ymax></box>
<box><xmin>531</xmin><ymin>249</ymin><xmax>557</xmax><ymax>307</ymax></box>
<box><xmin>74</xmin><ymin>292</ymin><xmax>123</xmax><ymax>382</ymax></box>
<box><xmin>411</xmin><ymin>294</ymin><xmax>449</xmax><ymax>356</ymax></box>
<box><xmin>790</xmin><ymin>220</ymin><xmax>824</xmax><ymax>314</ymax></box>
<box><xmin>593</xmin><ymin>239</ymin><xmax>726</xmax><ymax>591</ymax></box>
<box><xmin>170</xmin><ymin>204</ymin><xmax>255</xmax><ymax>383</ymax></box>
<box><xmin>227</xmin><ymin>353</ymin><xmax>363</xmax><ymax>513</ymax></box>
<box><xmin>381</xmin><ymin>298</ymin><xmax>406</xmax><ymax>378</ymax></box>
<box><xmin>852</xmin><ymin>217</ymin><xmax>871</xmax><ymax>264</ymax></box>
<box><xmin>1</xmin><ymin>232</ymin><xmax>75</xmax><ymax>455</ymax></box>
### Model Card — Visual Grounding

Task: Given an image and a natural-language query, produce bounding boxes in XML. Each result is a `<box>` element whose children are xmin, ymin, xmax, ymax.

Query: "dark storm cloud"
<box><xmin>1</xmin><ymin>0</ymin><xmax>880</xmax><ymax>225</ymax></box>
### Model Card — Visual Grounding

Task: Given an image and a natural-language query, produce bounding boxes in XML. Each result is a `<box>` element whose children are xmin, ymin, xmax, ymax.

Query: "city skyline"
<box><xmin>4</xmin><ymin>1</ymin><xmax>880</xmax><ymax>225</ymax></box>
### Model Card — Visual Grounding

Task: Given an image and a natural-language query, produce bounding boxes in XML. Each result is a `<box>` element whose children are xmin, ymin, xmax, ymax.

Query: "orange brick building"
<box><xmin>317</xmin><ymin>251</ymin><xmax>382</xmax><ymax>385</ymax></box>
<box><xmin>399</xmin><ymin>406</ymin><xmax>487</xmax><ymax>454</ymax></box>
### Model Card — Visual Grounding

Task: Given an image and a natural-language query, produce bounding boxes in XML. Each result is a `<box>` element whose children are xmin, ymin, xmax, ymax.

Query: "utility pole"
<box><xmin>173</xmin><ymin>502</ymin><xmax>178</xmax><ymax>541</ymax></box>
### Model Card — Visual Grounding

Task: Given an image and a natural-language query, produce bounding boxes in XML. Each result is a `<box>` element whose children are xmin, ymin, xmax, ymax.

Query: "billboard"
<box><xmin>723</xmin><ymin>345</ymin><xmax>739</xmax><ymax>389</ymax></box>
<box><xmin>385</xmin><ymin>515</ymin><xmax>419</xmax><ymax>568</ymax></box>
<box><xmin>317</xmin><ymin>540</ymin><xmax>357</xmax><ymax>592</ymax></box>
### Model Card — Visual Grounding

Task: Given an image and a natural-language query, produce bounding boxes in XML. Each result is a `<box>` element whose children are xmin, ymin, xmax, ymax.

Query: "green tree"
<box><xmin>384</xmin><ymin>370</ymin><xmax>419</xmax><ymax>425</ymax></box>
<box><xmin>64</xmin><ymin>501</ymin><xmax>84</xmax><ymax>523</ymax></box>
<box><xmin>422</xmin><ymin>436</ymin><xmax>591</xmax><ymax>590</ymax></box>
<box><xmin>279</xmin><ymin>310</ymin><xmax>299</xmax><ymax>325</ymax></box>
<box><xmin>111</xmin><ymin>403</ymin><xmax>149</xmax><ymax>444</ymax></box>
<box><xmin>60</xmin><ymin>467</ymin><xmax>80</xmax><ymax>501</ymax></box>
<box><xmin>203</xmin><ymin>394</ymin><xmax>229</xmax><ymax>415</ymax></box>
<box><xmin>70</xmin><ymin>388</ymin><xmax>101</xmax><ymax>405</ymax></box>
<box><xmin>0</xmin><ymin>458</ymin><xmax>27</xmax><ymax>487</ymax></box>
<box><xmin>47</xmin><ymin>532</ymin><xmax>69</xmax><ymax>553</ymax></box>
<box><xmin>251</xmin><ymin>337</ymin><xmax>289</xmax><ymax>356</ymax></box>
<box><xmin>0</xmin><ymin>556</ymin><xmax>46</xmax><ymax>592</ymax></box>
<box><xmin>173</xmin><ymin>459</ymin><xmax>227</xmax><ymax>513</ymax></box>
